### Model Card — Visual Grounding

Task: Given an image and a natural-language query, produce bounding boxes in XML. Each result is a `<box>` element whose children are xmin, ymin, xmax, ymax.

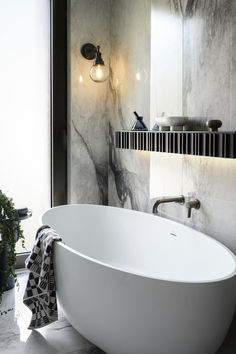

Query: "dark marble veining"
<box><xmin>109</xmin><ymin>123</ymin><xmax>149</xmax><ymax>210</ymax></box>
<box><xmin>72</xmin><ymin>121</ymin><xmax>108</xmax><ymax>205</ymax></box>
<box><xmin>69</xmin><ymin>0</ymin><xmax>110</xmax><ymax>206</ymax></box>
<box><xmin>108</xmin><ymin>0</ymin><xmax>151</xmax><ymax>212</ymax></box>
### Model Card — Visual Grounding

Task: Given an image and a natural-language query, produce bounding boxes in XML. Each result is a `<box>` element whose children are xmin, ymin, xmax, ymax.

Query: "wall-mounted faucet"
<box><xmin>152</xmin><ymin>196</ymin><xmax>185</xmax><ymax>215</ymax></box>
<box><xmin>186</xmin><ymin>199</ymin><xmax>200</xmax><ymax>218</ymax></box>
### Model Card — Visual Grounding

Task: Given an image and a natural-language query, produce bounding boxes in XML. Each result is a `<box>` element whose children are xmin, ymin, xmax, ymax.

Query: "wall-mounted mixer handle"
<box><xmin>186</xmin><ymin>199</ymin><xmax>200</xmax><ymax>218</ymax></box>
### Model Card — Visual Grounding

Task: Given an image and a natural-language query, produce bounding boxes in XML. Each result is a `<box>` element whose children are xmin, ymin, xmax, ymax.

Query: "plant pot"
<box><xmin>0</xmin><ymin>242</ymin><xmax>15</xmax><ymax>291</ymax></box>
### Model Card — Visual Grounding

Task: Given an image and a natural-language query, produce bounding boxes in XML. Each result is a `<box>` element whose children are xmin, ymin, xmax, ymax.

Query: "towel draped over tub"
<box><xmin>23</xmin><ymin>225</ymin><xmax>61</xmax><ymax>329</ymax></box>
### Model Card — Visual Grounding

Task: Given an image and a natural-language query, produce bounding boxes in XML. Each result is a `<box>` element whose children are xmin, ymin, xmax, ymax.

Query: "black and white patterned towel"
<box><xmin>23</xmin><ymin>225</ymin><xmax>61</xmax><ymax>329</ymax></box>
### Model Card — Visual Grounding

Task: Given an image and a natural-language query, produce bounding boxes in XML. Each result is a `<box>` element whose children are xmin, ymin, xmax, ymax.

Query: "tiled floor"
<box><xmin>0</xmin><ymin>271</ymin><xmax>236</xmax><ymax>354</ymax></box>
<box><xmin>0</xmin><ymin>271</ymin><xmax>104</xmax><ymax>354</ymax></box>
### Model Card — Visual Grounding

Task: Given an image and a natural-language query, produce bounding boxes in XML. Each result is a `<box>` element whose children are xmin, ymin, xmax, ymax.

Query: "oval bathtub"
<box><xmin>42</xmin><ymin>204</ymin><xmax>236</xmax><ymax>354</ymax></box>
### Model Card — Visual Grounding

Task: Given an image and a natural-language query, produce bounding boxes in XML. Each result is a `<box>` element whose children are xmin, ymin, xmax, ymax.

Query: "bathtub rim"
<box><xmin>40</xmin><ymin>204</ymin><xmax>236</xmax><ymax>285</ymax></box>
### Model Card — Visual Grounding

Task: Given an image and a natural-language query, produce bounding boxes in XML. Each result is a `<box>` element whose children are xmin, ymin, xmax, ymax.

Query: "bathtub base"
<box><xmin>55</xmin><ymin>244</ymin><xmax>236</xmax><ymax>354</ymax></box>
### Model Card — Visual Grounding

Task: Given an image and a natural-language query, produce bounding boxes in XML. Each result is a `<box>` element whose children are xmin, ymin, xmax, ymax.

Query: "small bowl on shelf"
<box><xmin>167</xmin><ymin>116</ymin><xmax>188</xmax><ymax>131</ymax></box>
<box><xmin>154</xmin><ymin>116</ymin><xmax>170</xmax><ymax>131</ymax></box>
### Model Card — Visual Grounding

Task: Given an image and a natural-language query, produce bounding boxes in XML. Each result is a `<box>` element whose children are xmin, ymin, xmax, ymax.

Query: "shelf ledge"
<box><xmin>115</xmin><ymin>130</ymin><xmax>236</xmax><ymax>158</ymax></box>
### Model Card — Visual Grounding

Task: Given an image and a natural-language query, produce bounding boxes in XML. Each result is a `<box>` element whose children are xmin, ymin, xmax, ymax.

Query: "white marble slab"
<box><xmin>0</xmin><ymin>271</ymin><xmax>104</xmax><ymax>354</ymax></box>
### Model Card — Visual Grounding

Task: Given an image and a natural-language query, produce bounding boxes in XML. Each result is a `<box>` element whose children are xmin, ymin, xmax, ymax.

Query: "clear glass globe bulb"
<box><xmin>90</xmin><ymin>64</ymin><xmax>109</xmax><ymax>83</ymax></box>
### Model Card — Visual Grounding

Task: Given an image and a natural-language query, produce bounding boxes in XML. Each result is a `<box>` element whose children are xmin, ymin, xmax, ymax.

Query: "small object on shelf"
<box><xmin>207</xmin><ymin>119</ymin><xmax>222</xmax><ymax>132</ymax></box>
<box><xmin>154</xmin><ymin>113</ymin><xmax>169</xmax><ymax>131</ymax></box>
<box><xmin>131</xmin><ymin>111</ymin><xmax>148</xmax><ymax>131</ymax></box>
<box><xmin>155</xmin><ymin>114</ymin><xmax>188</xmax><ymax>131</ymax></box>
<box><xmin>167</xmin><ymin>116</ymin><xmax>188</xmax><ymax>131</ymax></box>
<box><xmin>152</xmin><ymin>122</ymin><xmax>159</xmax><ymax>131</ymax></box>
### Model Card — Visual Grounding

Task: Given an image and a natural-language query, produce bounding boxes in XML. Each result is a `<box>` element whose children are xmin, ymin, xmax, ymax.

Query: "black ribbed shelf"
<box><xmin>115</xmin><ymin>131</ymin><xmax>236</xmax><ymax>158</ymax></box>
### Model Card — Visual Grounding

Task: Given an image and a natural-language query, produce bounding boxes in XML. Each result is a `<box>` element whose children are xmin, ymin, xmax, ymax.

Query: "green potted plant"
<box><xmin>0</xmin><ymin>190</ymin><xmax>25</xmax><ymax>311</ymax></box>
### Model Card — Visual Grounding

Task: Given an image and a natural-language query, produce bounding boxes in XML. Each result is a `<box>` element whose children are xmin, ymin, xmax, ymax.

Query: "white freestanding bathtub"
<box><xmin>42</xmin><ymin>204</ymin><xmax>236</xmax><ymax>354</ymax></box>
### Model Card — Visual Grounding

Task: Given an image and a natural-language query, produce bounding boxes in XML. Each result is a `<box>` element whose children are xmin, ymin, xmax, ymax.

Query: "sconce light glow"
<box><xmin>135</xmin><ymin>68</ymin><xmax>147</xmax><ymax>83</ymax></box>
<box><xmin>90</xmin><ymin>46</ymin><xmax>109</xmax><ymax>83</ymax></box>
<box><xmin>79</xmin><ymin>75</ymin><xmax>83</xmax><ymax>83</ymax></box>
<box><xmin>90</xmin><ymin>63</ymin><xmax>109</xmax><ymax>83</ymax></box>
<box><xmin>80</xmin><ymin>43</ymin><xmax>109</xmax><ymax>83</ymax></box>
<box><xmin>136</xmin><ymin>72</ymin><xmax>141</xmax><ymax>81</ymax></box>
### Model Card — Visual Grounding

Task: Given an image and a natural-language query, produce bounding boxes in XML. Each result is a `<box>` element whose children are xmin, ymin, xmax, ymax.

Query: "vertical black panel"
<box><xmin>161</xmin><ymin>133</ymin><xmax>165</xmax><ymax>152</ymax></box>
<box><xmin>144</xmin><ymin>132</ymin><xmax>147</xmax><ymax>150</ymax></box>
<box><xmin>194</xmin><ymin>133</ymin><xmax>197</xmax><ymax>155</ymax></box>
<box><xmin>185</xmin><ymin>133</ymin><xmax>188</xmax><ymax>154</ymax></box>
<box><xmin>198</xmin><ymin>133</ymin><xmax>203</xmax><ymax>156</ymax></box>
<box><xmin>210</xmin><ymin>133</ymin><xmax>213</xmax><ymax>156</ymax></box>
<box><xmin>223</xmin><ymin>134</ymin><xmax>227</xmax><ymax>158</ymax></box>
<box><xmin>225</xmin><ymin>133</ymin><xmax>230</xmax><ymax>158</ymax></box>
<box><xmin>148</xmin><ymin>132</ymin><xmax>151</xmax><ymax>151</ymax></box>
<box><xmin>168</xmin><ymin>133</ymin><xmax>172</xmax><ymax>153</ymax></box>
<box><xmin>173</xmin><ymin>133</ymin><xmax>176</xmax><ymax>153</ymax></box>
<box><xmin>212</xmin><ymin>134</ymin><xmax>216</xmax><ymax>157</ymax></box>
<box><xmin>182</xmin><ymin>134</ymin><xmax>186</xmax><ymax>154</ymax></box>
<box><xmin>218</xmin><ymin>134</ymin><xmax>223</xmax><ymax>157</ymax></box>
<box><xmin>151</xmin><ymin>132</ymin><xmax>154</xmax><ymax>151</ymax></box>
<box><xmin>190</xmin><ymin>133</ymin><xmax>194</xmax><ymax>155</ymax></box>
<box><xmin>155</xmin><ymin>133</ymin><xmax>158</xmax><ymax>151</ymax></box>
<box><xmin>232</xmin><ymin>133</ymin><xmax>236</xmax><ymax>158</ymax></box>
<box><xmin>51</xmin><ymin>0</ymin><xmax>68</xmax><ymax>206</ymax></box>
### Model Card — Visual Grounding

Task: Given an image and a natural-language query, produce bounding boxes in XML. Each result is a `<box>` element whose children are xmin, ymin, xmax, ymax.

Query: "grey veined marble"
<box><xmin>108</xmin><ymin>0</ymin><xmax>151</xmax><ymax>213</ymax></box>
<box><xmin>0</xmin><ymin>271</ymin><xmax>105</xmax><ymax>354</ymax></box>
<box><xmin>68</xmin><ymin>0</ymin><xmax>110</xmax><ymax>206</ymax></box>
<box><xmin>183</xmin><ymin>0</ymin><xmax>236</xmax><ymax>130</ymax></box>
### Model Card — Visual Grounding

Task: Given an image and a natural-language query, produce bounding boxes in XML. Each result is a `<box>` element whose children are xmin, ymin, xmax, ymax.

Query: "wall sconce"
<box><xmin>81</xmin><ymin>43</ymin><xmax>109</xmax><ymax>83</ymax></box>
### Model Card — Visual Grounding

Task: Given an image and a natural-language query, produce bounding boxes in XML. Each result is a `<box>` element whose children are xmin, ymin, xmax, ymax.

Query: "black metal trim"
<box><xmin>51</xmin><ymin>0</ymin><xmax>68</xmax><ymax>206</ymax></box>
<box><xmin>115</xmin><ymin>131</ymin><xmax>236</xmax><ymax>159</ymax></box>
<box><xmin>81</xmin><ymin>43</ymin><xmax>97</xmax><ymax>60</ymax></box>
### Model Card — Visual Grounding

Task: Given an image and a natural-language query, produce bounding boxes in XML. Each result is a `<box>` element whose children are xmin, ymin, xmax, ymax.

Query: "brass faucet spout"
<box><xmin>152</xmin><ymin>196</ymin><xmax>185</xmax><ymax>215</ymax></box>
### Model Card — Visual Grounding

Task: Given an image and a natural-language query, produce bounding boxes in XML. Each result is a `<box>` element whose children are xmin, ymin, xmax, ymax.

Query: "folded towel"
<box><xmin>23</xmin><ymin>225</ymin><xmax>61</xmax><ymax>329</ymax></box>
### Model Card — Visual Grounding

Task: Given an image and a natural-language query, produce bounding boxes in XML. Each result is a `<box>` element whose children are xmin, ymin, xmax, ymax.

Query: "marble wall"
<box><xmin>69</xmin><ymin>0</ymin><xmax>151</xmax><ymax>212</ymax></box>
<box><xmin>69</xmin><ymin>0</ymin><xmax>236</xmax><ymax>255</ymax></box>
<box><xmin>68</xmin><ymin>0</ymin><xmax>110</xmax><ymax>205</ymax></box>
<box><xmin>108</xmin><ymin>0</ymin><xmax>236</xmax><ymax>255</ymax></box>
<box><xmin>108</xmin><ymin>0</ymin><xmax>151</xmax><ymax>212</ymax></box>
<box><xmin>183</xmin><ymin>0</ymin><xmax>236</xmax><ymax>130</ymax></box>
<box><xmin>155</xmin><ymin>0</ymin><xmax>236</xmax><ymax>254</ymax></box>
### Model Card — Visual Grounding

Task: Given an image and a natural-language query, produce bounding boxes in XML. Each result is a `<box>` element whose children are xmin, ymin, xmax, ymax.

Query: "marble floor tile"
<box><xmin>0</xmin><ymin>271</ymin><xmax>104</xmax><ymax>354</ymax></box>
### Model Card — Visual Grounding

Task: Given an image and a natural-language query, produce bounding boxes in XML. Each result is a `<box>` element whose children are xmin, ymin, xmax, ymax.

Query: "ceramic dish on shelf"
<box><xmin>155</xmin><ymin>116</ymin><xmax>188</xmax><ymax>131</ymax></box>
<box><xmin>167</xmin><ymin>116</ymin><xmax>188</xmax><ymax>131</ymax></box>
<box><xmin>154</xmin><ymin>116</ymin><xmax>170</xmax><ymax>131</ymax></box>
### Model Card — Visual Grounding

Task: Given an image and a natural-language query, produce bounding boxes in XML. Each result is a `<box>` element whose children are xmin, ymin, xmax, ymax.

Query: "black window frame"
<box><xmin>51</xmin><ymin>0</ymin><xmax>68</xmax><ymax>207</ymax></box>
